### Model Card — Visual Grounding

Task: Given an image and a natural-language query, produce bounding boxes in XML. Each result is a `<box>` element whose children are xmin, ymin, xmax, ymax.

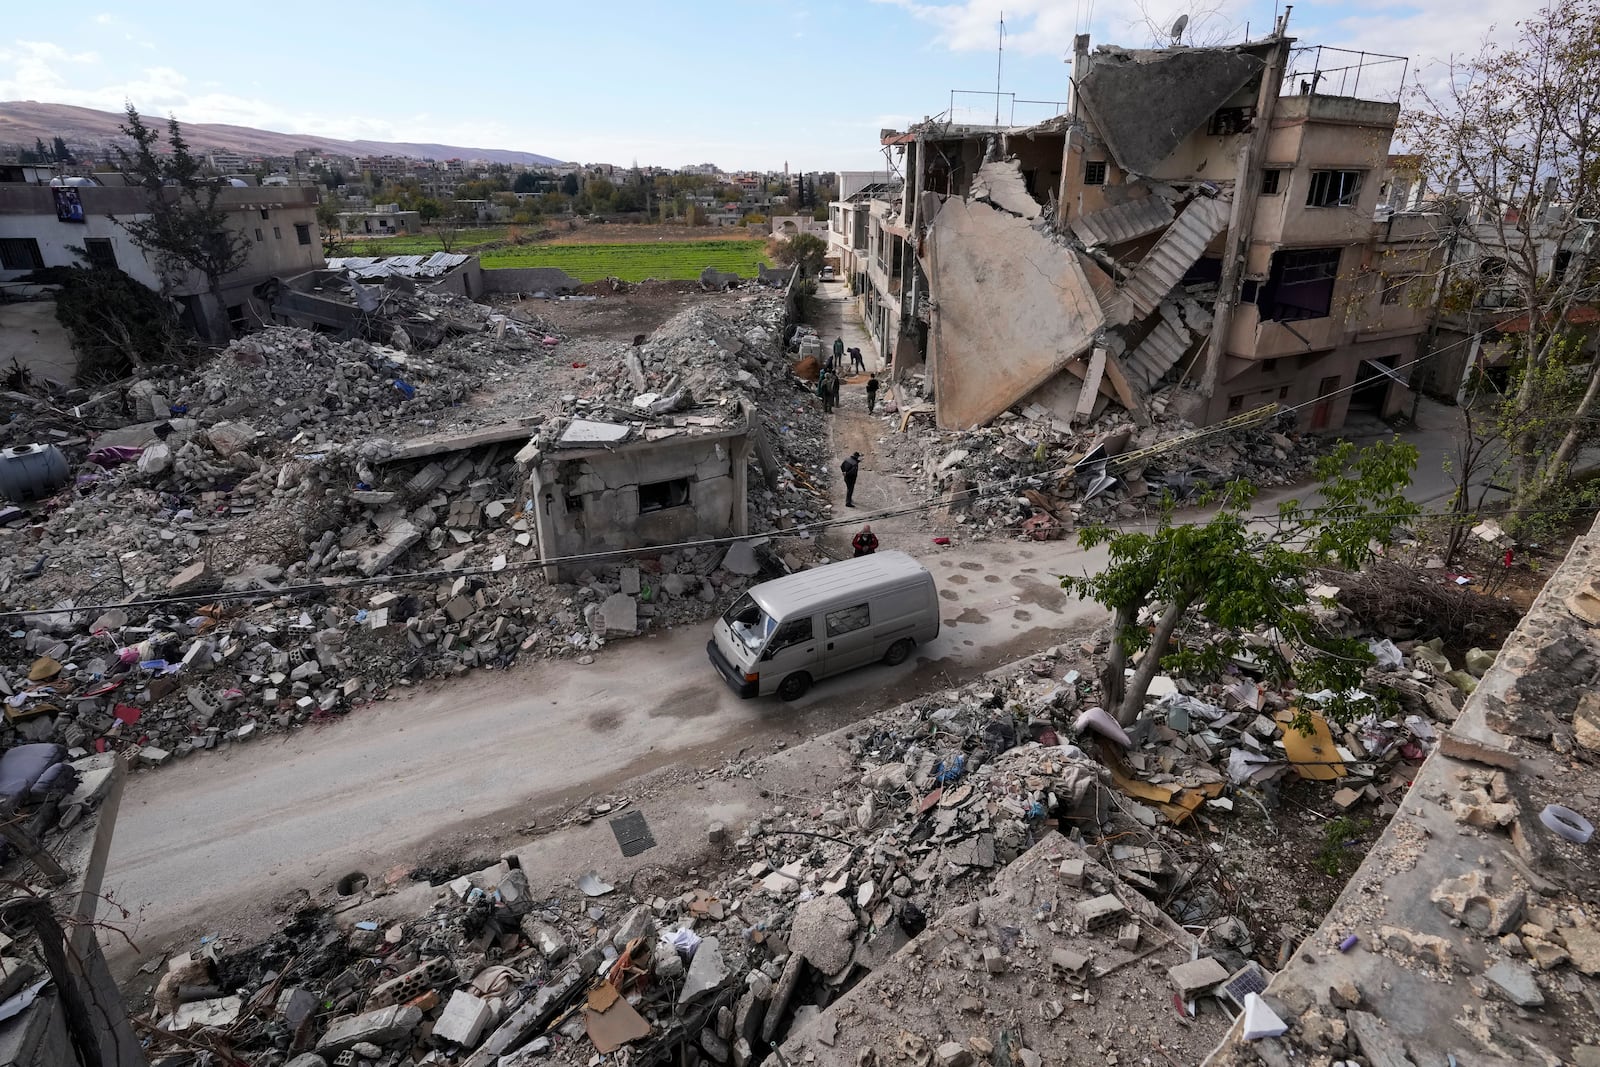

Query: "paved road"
<box><xmin>102</xmin><ymin>287</ymin><xmax>1491</xmax><ymax>960</ymax></box>
<box><xmin>100</xmin><ymin>536</ymin><xmax>1110</xmax><ymax>957</ymax></box>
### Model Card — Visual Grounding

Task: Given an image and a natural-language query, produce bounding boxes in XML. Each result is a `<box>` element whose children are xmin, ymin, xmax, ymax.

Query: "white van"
<box><xmin>708</xmin><ymin>551</ymin><xmax>940</xmax><ymax>700</ymax></box>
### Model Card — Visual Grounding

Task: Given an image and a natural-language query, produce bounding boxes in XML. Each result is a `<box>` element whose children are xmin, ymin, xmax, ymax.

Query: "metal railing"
<box><xmin>1281</xmin><ymin>44</ymin><xmax>1409</xmax><ymax>103</ymax></box>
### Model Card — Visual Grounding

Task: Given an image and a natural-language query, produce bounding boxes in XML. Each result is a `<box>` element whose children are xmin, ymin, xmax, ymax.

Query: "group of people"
<box><xmin>817</xmin><ymin>336</ymin><xmax>882</xmax><ymax>415</ymax></box>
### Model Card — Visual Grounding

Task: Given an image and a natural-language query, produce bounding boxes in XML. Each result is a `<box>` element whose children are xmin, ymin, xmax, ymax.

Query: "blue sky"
<box><xmin>0</xmin><ymin>0</ymin><xmax>1534</xmax><ymax>170</ymax></box>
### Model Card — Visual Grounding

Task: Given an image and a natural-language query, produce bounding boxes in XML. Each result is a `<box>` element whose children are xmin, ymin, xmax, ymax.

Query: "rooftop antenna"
<box><xmin>1170</xmin><ymin>14</ymin><xmax>1188</xmax><ymax>45</ymax></box>
<box><xmin>996</xmin><ymin>12</ymin><xmax>1005</xmax><ymax>126</ymax></box>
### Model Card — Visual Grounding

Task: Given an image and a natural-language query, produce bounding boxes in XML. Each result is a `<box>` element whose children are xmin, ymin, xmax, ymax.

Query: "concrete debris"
<box><xmin>0</xmin><ymin>287</ymin><xmax>836</xmax><ymax>766</ymax></box>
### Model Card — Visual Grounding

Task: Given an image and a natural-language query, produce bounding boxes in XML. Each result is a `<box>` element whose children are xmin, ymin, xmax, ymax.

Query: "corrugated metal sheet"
<box><xmin>327</xmin><ymin>252</ymin><xmax>471</xmax><ymax>280</ymax></box>
<box><xmin>1070</xmin><ymin>196</ymin><xmax>1175</xmax><ymax>248</ymax></box>
<box><xmin>1119</xmin><ymin>196</ymin><xmax>1231</xmax><ymax>318</ymax></box>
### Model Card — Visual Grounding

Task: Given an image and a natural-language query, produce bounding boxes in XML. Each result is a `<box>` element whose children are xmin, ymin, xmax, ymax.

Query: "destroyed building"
<box><xmin>0</xmin><ymin>170</ymin><xmax>324</xmax><ymax>345</ymax></box>
<box><xmin>828</xmin><ymin>13</ymin><xmax>1442</xmax><ymax>433</ymax></box>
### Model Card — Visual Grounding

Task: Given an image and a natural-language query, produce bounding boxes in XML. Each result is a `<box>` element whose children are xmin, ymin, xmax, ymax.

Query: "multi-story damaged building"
<box><xmin>831</xmin><ymin>14</ymin><xmax>1442</xmax><ymax>433</ymax></box>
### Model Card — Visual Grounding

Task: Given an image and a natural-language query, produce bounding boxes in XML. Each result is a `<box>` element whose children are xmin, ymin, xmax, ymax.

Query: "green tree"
<box><xmin>34</xmin><ymin>137</ymin><xmax>50</xmax><ymax>161</ymax></box>
<box><xmin>1061</xmin><ymin>440</ymin><xmax>1419</xmax><ymax>726</ymax></box>
<box><xmin>1404</xmin><ymin>0</ymin><xmax>1600</xmax><ymax>526</ymax></box>
<box><xmin>512</xmin><ymin>171</ymin><xmax>542</xmax><ymax>194</ymax></box>
<box><xmin>111</xmin><ymin>105</ymin><xmax>251</xmax><ymax>342</ymax></box>
<box><xmin>28</xmin><ymin>265</ymin><xmax>186</xmax><ymax>383</ymax></box>
<box><xmin>52</xmin><ymin>137</ymin><xmax>74</xmax><ymax>164</ymax></box>
<box><xmin>561</xmin><ymin>172</ymin><xmax>580</xmax><ymax>197</ymax></box>
<box><xmin>775</xmin><ymin>232</ymin><xmax>828</xmax><ymax>277</ymax></box>
<box><xmin>315</xmin><ymin>193</ymin><xmax>344</xmax><ymax>234</ymax></box>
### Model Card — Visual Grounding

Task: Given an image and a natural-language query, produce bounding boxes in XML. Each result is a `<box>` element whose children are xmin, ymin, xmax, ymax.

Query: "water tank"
<box><xmin>0</xmin><ymin>444</ymin><xmax>70</xmax><ymax>503</ymax></box>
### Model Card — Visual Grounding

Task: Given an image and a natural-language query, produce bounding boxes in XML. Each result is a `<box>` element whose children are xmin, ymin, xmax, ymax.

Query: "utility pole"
<box><xmin>995</xmin><ymin>13</ymin><xmax>1005</xmax><ymax>126</ymax></box>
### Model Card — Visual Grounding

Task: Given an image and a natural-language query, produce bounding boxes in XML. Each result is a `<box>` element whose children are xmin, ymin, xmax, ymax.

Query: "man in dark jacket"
<box><xmin>852</xmin><ymin>524</ymin><xmax>878</xmax><ymax>556</ymax></box>
<box><xmin>841</xmin><ymin>451</ymin><xmax>861</xmax><ymax>507</ymax></box>
<box><xmin>866</xmin><ymin>373</ymin><xmax>880</xmax><ymax>413</ymax></box>
<box><xmin>832</xmin><ymin>337</ymin><xmax>845</xmax><ymax>369</ymax></box>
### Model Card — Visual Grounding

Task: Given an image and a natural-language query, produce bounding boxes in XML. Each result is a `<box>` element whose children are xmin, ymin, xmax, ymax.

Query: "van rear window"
<box><xmin>825</xmin><ymin>604</ymin><xmax>871</xmax><ymax>636</ymax></box>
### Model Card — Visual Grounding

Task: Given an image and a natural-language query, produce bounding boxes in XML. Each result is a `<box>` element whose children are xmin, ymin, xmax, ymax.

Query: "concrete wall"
<box><xmin>528</xmin><ymin>430</ymin><xmax>751</xmax><ymax>577</ymax></box>
<box><xmin>0</xmin><ymin>299</ymin><xmax>76</xmax><ymax>387</ymax></box>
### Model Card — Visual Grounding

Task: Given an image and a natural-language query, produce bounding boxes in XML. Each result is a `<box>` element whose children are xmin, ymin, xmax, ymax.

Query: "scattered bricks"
<box><xmin>139</xmin><ymin>746</ymin><xmax>172</xmax><ymax>767</ymax></box>
<box><xmin>404</xmin><ymin>989</ymin><xmax>439</xmax><ymax>1013</ymax></box>
<box><xmin>1167</xmin><ymin>956</ymin><xmax>1230</xmax><ymax>997</ymax></box>
<box><xmin>1331</xmin><ymin>786</ymin><xmax>1362</xmax><ymax>811</ymax></box>
<box><xmin>1058</xmin><ymin>858</ymin><xmax>1085</xmax><ymax>887</ymax></box>
<box><xmin>1328</xmin><ymin>978</ymin><xmax>1361</xmax><ymax>1009</ymax></box>
<box><xmin>1558</xmin><ymin>924</ymin><xmax>1600</xmax><ymax>975</ymax></box>
<box><xmin>519</xmin><ymin>918</ymin><xmax>569</xmax><ymax>961</ymax></box>
<box><xmin>937</xmin><ymin>1042</ymin><xmax>975</xmax><ymax>1067</ymax></box>
<box><xmin>1430</xmin><ymin>869</ymin><xmax>1525</xmax><ymax>935</ymax></box>
<box><xmin>1117</xmin><ymin>923</ymin><xmax>1140</xmax><ymax>952</ymax></box>
<box><xmin>1523</xmin><ymin>937</ymin><xmax>1570</xmax><ymax>970</ymax></box>
<box><xmin>433</xmin><ymin>990</ymin><xmax>492</xmax><ymax>1047</ymax></box>
<box><xmin>168</xmin><ymin>561</ymin><xmax>218</xmax><ymax>595</ymax></box>
<box><xmin>316</xmin><ymin>1005</ymin><xmax>422</xmax><ymax>1055</ymax></box>
<box><xmin>1380</xmin><ymin>925</ymin><xmax>1456</xmax><ymax>969</ymax></box>
<box><xmin>1076</xmin><ymin>894</ymin><xmax>1127</xmax><ymax>931</ymax></box>
<box><xmin>1439</xmin><ymin>731</ymin><xmax>1520</xmax><ymax>770</ymax></box>
<box><xmin>445</xmin><ymin>596</ymin><xmax>477</xmax><ymax>623</ymax></box>
<box><xmin>708</xmin><ymin>822</ymin><xmax>727</xmax><ymax>845</ymax></box>
<box><xmin>407</xmin><ymin>463</ymin><xmax>447</xmax><ymax>494</ymax></box>
<box><xmin>982</xmin><ymin>946</ymin><xmax>1006</xmax><ymax>974</ymax></box>
<box><xmin>1049</xmin><ymin>947</ymin><xmax>1090</xmax><ymax>983</ymax></box>
<box><xmin>368</xmin><ymin>958</ymin><xmax>452</xmax><ymax>1009</ymax></box>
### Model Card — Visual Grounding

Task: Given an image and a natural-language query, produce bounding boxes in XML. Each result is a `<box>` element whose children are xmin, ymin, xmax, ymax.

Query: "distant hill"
<box><xmin>0</xmin><ymin>100</ymin><xmax>566</xmax><ymax>167</ymax></box>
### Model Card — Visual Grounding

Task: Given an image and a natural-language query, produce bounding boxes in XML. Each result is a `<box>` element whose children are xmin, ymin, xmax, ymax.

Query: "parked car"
<box><xmin>708</xmin><ymin>551</ymin><xmax>940</xmax><ymax>700</ymax></box>
<box><xmin>818</xmin><ymin>266</ymin><xmax>836</xmax><ymax>281</ymax></box>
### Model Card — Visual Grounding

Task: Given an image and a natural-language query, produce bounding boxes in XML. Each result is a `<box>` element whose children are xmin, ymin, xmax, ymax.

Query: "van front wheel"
<box><xmin>882</xmin><ymin>639</ymin><xmax>913</xmax><ymax>666</ymax></box>
<box><xmin>777</xmin><ymin>673</ymin><xmax>812</xmax><ymax>701</ymax></box>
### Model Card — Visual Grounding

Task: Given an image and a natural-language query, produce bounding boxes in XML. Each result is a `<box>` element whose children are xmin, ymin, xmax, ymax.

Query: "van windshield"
<box><xmin>722</xmin><ymin>594</ymin><xmax>776</xmax><ymax>653</ymax></box>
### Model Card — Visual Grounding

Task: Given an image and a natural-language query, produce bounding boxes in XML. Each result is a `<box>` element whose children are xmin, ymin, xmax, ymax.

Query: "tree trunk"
<box><xmin>1116</xmin><ymin>595</ymin><xmax>1192</xmax><ymax>726</ymax></box>
<box><xmin>1536</xmin><ymin>347</ymin><xmax>1600</xmax><ymax>500</ymax></box>
<box><xmin>1100</xmin><ymin>604</ymin><xmax>1134</xmax><ymax>712</ymax></box>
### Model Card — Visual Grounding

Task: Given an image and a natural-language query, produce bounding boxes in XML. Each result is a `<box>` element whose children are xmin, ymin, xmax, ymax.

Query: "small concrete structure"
<box><xmin>521</xmin><ymin>405</ymin><xmax>753</xmax><ymax>580</ymax></box>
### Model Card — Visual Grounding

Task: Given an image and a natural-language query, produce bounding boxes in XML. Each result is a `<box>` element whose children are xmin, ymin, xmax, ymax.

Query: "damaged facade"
<box><xmin>831</xmin><ymin>14</ymin><xmax>1439</xmax><ymax>433</ymax></box>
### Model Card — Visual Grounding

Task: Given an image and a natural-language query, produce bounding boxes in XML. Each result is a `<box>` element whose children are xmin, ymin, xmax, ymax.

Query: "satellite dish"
<box><xmin>1170</xmin><ymin>14</ymin><xmax>1189</xmax><ymax>42</ymax></box>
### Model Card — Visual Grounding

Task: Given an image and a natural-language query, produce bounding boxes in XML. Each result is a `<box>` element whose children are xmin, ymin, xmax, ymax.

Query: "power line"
<box><xmin>0</xmin><ymin>324</ymin><xmax>1526</xmax><ymax>622</ymax></box>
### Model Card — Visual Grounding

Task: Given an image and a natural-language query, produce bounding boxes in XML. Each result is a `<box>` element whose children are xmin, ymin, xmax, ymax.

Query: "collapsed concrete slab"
<box><xmin>1120</xmin><ymin>194</ymin><xmax>1232</xmax><ymax>317</ymax></box>
<box><xmin>969</xmin><ymin>160</ymin><xmax>1042</xmax><ymax>220</ymax></box>
<box><xmin>776</xmin><ymin>832</ymin><xmax>1230</xmax><ymax>1066</ymax></box>
<box><xmin>1078</xmin><ymin>48</ymin><xmax>1265</xmax><ymax>174</ymax></box>
<box><xmin>925</xmin><ymin>199</ymin><xmax>1106</xmax><ymax>430</ymax></box>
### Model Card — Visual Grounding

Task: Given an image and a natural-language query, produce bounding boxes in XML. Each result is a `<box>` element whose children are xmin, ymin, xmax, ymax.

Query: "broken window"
<box><xmin>82</xmin><ymin>238</ymin><xmax>117</xmax><ymax>270</ymax></box>
<box><xmin>1260</xmin><ymin>170</ymin><xmax>1283</xmax><ymax>196</ymax></box>
<box><xmin>764</xmin><ymin>618</ymin><xmax>813</xmax><ymax>657</ymax></box>
<box><xmin>254</xmin><ymin>228</ymin><xmax>264</xmax><ymax>242</ymax></box>
<box><xmin>1381</xmin><ymin>276</ymin><xmax>1409</xmax><ymax>305</ymax></box>
<box><xmin>1259</xmin><ymin>247</ymin><xmax>1342</xmax><ymax>322</ymax></box>
<box><xmin>638</xmin><ymin>478</ymin><xmax>690</xmax><ymax>513</ymax></box>
<box><xmin>295</xmin><ymin>223</ymin><xmax>312</xmax><ymax>246</ymax></box>
<box><xmin>0</xmin><ymin>238</ymin><xmax>44</xmax><ymax>270</ymax></box>
<box><xmin>1209</xmin><ymin>107</ymin><xmax>1254</xmax><ymax>136</ymax></box>
<box><xmin>1227</xmin><ymin>394</ymin><xmax>1244</xmax><ymax>413</ymax></box>
<box><xmin>825</xmin><ymin>604</ymin><xmax>871</xmax><ymax>637</ymax></box>
<box><xmin>1084</xmin><ymin>161</ymin><xmax>1107</xmax><ymax>186</ymax></box>
<box><xmin>564</xmin><ymin>492</ymin><xmax>585</xmax><ymax>512</ymax></box>
<box><xmin>274</xmin><ymin>225</ymin><xmax>282</xmax><ymax>239</ymax></box>
<box><xmin>1305</xmin><ymin>170</ymin><xmax>1363</xmax><ymax>208</ymax></box>
<box><xmin>1554</xmin><ymin>249</ymin><xmax>1573</xmax><ymax>280</ymax></box>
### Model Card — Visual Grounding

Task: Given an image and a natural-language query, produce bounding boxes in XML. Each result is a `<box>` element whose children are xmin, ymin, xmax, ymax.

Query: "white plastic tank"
<box><xmin>0</xmin><ymin>444</ymin><xmax>70</xmax><ymax>503</ymax></box>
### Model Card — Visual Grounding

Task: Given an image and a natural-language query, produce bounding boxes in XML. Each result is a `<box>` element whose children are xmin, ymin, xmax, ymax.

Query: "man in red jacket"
<box><xmin>852</xmin><ymin>524</ymin><xmax>878</xmax><ymax>557</ymax></box>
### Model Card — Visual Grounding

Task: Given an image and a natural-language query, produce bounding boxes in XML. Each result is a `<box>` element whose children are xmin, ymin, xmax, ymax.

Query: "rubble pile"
<box><xmin>132</xmin><ymin>591</ymin><xmax>1498</xmax><ymax>1066</ymax></box>
<box><xmin>0</xmin><ymin>290</ymin><xmax>830</xmax><ymax>767</ymax></box>
<box><xmin>875</xmin><ymin>371</ymin><xmax>1323</xmax><ymax>537</ymax></box>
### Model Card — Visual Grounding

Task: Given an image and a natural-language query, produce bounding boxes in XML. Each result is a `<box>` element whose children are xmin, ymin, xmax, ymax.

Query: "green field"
<box><xmin>341</xmin><ymin>228</ymin><xmax>508</xmax><ymax>256</ymax></box>
<box><xmin>478</xmin><ymin>240</ymin><xmax>771</xmax><ymax>282</ymax></box>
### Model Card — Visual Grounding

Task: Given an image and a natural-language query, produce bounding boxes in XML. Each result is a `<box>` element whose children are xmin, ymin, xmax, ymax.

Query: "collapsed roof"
<box><xmin>1077</xmin><ymin>47</ymin><xmax>1265</xmax><ymax>174</ymax></box>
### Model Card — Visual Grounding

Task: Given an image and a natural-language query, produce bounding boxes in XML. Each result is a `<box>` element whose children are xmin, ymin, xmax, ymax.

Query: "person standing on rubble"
<box><xmin>832</xmin><ymin>336</ymin><xmax>845</xmax><ymax>370</ymax></box>
<box><xmin>866</xmin><ymin>373</ymin><xmax>880</xmax><ymax>414</ymax></box>
<box><xmin>818</xmin><ymin>368</ymin><xmax>834</xmax><ymax>413</ymax></box>
<box><xmin>841</xmin><ymin>451</ymin><xmax>861</xmax><ymax>507</ymax></box>
<box><xmin>830</xmin><ymin>370</ymin><xmax>842</xmax><ymax>410</ymax></box>
<box><xmin>852</xmin><ymin>524</ymin><xmax>878</xmax><ymax>556</ymax></box>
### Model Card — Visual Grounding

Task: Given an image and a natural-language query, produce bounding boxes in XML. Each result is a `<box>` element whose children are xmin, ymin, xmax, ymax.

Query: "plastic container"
<box><xmin>0</xmin><ymin>444</ymin><xmax>69</xmax><ymax>503</ymax></box>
